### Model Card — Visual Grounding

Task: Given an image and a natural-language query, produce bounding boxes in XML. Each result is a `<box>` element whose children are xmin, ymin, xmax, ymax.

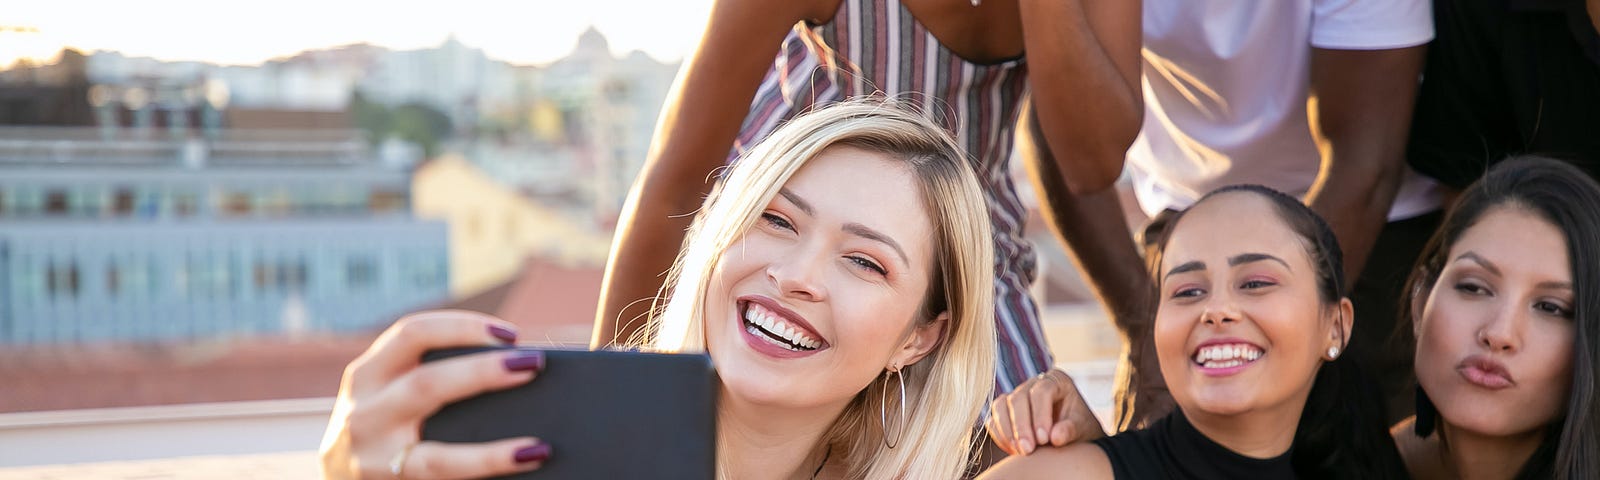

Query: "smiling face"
<box><xmin>1154</xmin><ymin>192</ymin><xmax>1345</xmax><ymax>418</ymax></box>
<box><xmin>1415</xmin><ymin>206</ymin><xmax>1575</xmax><ymax>437</ymax></box>
<box><xmin>703</xmin><ymin>145</ymin><xmax>945</xmax><ymax>410</ymax></box>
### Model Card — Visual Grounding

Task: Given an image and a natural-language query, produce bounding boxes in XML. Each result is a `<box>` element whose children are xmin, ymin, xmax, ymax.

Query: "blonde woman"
<box><xmin>320</xmin><ymin>99</ymin><xmax>998</xmax><ymax>480</ymax></box>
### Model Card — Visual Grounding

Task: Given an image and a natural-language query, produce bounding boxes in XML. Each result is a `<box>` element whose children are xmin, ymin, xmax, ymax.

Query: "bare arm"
<box><xmin>1015</xmin><ymin>0</ymin><xmax>1161</xmax><ymax>428</ymax></box>
<box><xmin>1016</xmin><ymin>0</ymin><xmax>1142</xmax><ymax>193</ymax></box>
<box><xmin>1304</xmin><ymin>46</ymin><xmax>1427</xmax><ymax>281</ymax></box>
<box><xmin>1018</xmin><ymin>105</ymin><xmax>1170</xmax><ymax>430</ymax></box>
<box><xmin>1017</xmin><ymin>107</ymin><xmax>1152</xmax><ymax>341</ymax></box>
<box><xmin>592</xmin><ymin>0</ymin><xmax>820</xmax><ymax>348</ymax></box>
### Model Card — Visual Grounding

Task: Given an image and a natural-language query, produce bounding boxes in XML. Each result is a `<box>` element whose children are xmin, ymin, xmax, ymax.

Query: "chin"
<box><xmin>1434</xmin><ymin>397</ymin><xmax>1552</xmax><ymax>438</ymax></box>
<box><xmin>719</xmin><ymin>365</ymin><xmax>820</xmax><ymax>409</ymax></box>
<box><xmin>721</xmin><ymin>370</ymin><xmax>785</xmax><ymax>403</ymax></box>
<box><xmin>709</xmin><ymin>344</ymin><xmax>794</xmax><ymax>401</ymax></box>
<box><xmin>1187</xmin><ymin>393</ymin><xmax>1258</xmax><ymax>417</ymax></box>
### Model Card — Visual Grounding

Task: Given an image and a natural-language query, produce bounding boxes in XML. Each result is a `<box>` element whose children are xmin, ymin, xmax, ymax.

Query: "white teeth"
<box><xmin>747</xmin><ymin>323</ymin><xmax>800</xmax><ymax>351</ymax></box>
<box><xmin>1192</xmin><ymin>343</ymin><xmax>1264</xmax><ymax>368</ymax></box>
<box><xmin>742</xmin><ymin>302</ymin><xmax>821</xmax><ymax>350</ymax></box>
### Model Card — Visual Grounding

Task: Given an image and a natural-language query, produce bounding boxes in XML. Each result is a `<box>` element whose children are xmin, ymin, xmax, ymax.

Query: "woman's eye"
<box><xmin>1240</xmin><ymin>280</ymin><xmax>1276</xmax><ymax>290</ymax></box>
<box><xmin>1171</xmin><ymin>287</ymin><xmax>1204</xmax><ymax>299</ymax></box>
<box><xmin>1453</xmin><ymin>282</ymin><xmax>1490</xmax><ymax>296</ymax></box>
<box><xmin>847</xmin><ymin>256</ymin><xmax>887</xmax><ymax>276</ymax></box>
<box><xmin>1534</xmin><ymin>300</ymin><xmax>1573</xmax><ymax>319</ymax></box>
<box><xmin>761</xmin><ymin>213</ymin><xmax>794</xmax><ymax>231</ymax></box>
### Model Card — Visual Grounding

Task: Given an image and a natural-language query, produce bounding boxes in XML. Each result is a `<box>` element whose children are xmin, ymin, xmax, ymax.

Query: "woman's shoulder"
<box><xmin>977</xmin><ymin>442</ymin><xmax>1113</xmax><ymax>480</ymax></box>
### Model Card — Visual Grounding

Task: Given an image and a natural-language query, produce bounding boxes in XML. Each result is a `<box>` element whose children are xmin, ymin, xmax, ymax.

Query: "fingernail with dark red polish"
<box><xmin>488</xmin><ymin>324</ymin><xmax>518</xmax><ymax>344</ymax></box>
<box><xmin>503</xmin><ymin>351</ymin><xmax>545</xmax><ymax>372</ymax></box>
<box><xmin>515</xmin><ymin>443</ymin><xmax>551</xmax><ymax>463</ymax></box>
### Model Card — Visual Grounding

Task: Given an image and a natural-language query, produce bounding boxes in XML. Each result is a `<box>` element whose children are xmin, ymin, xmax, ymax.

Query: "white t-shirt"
<box><xmin>1127</xmin><ymin>0</ymin><xmax>1442</xmax><ymax>220</ymax></box>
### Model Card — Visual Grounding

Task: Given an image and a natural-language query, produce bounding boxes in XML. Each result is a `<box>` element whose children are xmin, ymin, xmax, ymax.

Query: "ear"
<box><xmin>891</xmin><ymin>311</ymin><xmax>950</xmax><ymax>369</ymax></box>
<box><xmin>1326</xmin><ymin>297</ymin><xmax>1354</xmax><ymax>359</ymax></box>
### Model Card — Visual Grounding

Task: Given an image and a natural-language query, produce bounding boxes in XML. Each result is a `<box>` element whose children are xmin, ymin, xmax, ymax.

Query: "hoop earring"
<box><xmin>880</xmin><ymin>368</ymin><xmax>907</xmax><ymax>449</ymax></box>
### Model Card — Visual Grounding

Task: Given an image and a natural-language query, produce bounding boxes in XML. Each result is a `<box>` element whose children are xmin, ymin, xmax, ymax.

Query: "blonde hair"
<box><xmin>645</xmin><ymin>98</ymin><xmax>997</xmax><ymax>479</ymax></box>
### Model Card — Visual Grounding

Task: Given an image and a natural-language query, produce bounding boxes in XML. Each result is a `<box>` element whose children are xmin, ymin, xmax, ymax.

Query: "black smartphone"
<box><xmin>420</xmin><ymin>347</ymin><xmax>718</xmax><ymax>479</ymax></box>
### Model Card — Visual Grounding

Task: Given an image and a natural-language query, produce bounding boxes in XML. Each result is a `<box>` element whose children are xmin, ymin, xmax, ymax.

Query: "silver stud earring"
<box><xmin>1327</xmin><ymin>346</ymin><xmax>1340</xmax><ymax>359</ymax></box>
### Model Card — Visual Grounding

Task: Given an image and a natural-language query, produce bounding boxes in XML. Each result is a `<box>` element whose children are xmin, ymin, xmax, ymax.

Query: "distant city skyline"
<box><xmin>2</xmin><ymin>0</ymin><xmax>713</xmax><ymax>68</ymax></box>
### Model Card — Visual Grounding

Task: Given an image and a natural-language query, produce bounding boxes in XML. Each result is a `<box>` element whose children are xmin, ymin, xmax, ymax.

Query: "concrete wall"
<box><xmin>0</xmin><ymin>398</ymin><xmax>330</xmax><ymax>467</ymax></box>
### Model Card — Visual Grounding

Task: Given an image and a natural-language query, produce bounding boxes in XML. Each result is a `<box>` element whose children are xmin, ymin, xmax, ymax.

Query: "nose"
<box><xmin>767</xmin><ymin>253</ymin><xmax>828</xmax><ymax>303</ymax></box>
<box><xmin>1477</xmin><ymin>302</ymin><xmax>1523</xmax><ymax>353</ymax></box>
<box><xmin>1201</xmin><ymin>292</ymin><xmax>1241</xmax><ymax>326</ymax></box>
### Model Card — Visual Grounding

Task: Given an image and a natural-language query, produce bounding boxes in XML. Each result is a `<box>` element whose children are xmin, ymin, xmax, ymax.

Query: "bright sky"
<box><xmin>1</xmin><ymin>0</ymin><xmax>715</xmax><ymax>67</ymax></box>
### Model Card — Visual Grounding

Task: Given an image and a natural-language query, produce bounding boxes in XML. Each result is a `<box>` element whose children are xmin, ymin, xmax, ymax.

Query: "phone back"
<box><xmin>421</xmin><ymin>347</ymin><xmax>718</xmax><ymax>479</ymax></box>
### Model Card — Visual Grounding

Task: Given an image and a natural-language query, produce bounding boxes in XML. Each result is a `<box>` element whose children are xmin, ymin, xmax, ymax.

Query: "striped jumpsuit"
<box><xmin>730</xmin><ymin>0</ymin><xmax>1052</xmax><ymax>393</ymax></box>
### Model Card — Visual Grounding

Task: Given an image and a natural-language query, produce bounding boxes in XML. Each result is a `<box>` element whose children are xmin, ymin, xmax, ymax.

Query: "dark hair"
<box><xmin>1403</xmin><ymin>156</ymin><xmax>1600</xmax><ymax>480</ymax></box>
<box><xmin>1151</xmin><ymin>184</ymin><xmax>1405</xmax><ymax>479</ymax></box>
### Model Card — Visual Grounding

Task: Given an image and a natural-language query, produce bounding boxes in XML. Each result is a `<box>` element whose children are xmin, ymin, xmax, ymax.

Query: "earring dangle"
<box><xmin>880</xmin><ymin>367</ymin><xmax>908</xmax><ymax>448</ymax></box>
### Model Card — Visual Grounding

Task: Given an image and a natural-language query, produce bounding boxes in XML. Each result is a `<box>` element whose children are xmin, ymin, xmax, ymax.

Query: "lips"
<box><xmin>736</xmin><ymin>296</ymin><xmax>829</xmax><ymax>357</ymax></box>
<box><xmin>1190</xmin><ymin>339</ymin><xmax>1264</xmax><ymax>376</ymax></box>
<box><xmin>1457</xmin><ymin>355</ymin><xmax>1515</xmax><ymax>390</ymax></box>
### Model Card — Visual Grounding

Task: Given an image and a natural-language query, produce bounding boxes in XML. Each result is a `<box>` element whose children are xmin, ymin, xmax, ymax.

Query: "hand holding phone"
<box><xmin>421</xmin><ymin>347</ymin><xmax>719</xmax><ymax>479</ymax></box>
<box><xmin>319</xmin><ymin>310</ymin><xmax>550</xmax><ymax>480</ymax></box>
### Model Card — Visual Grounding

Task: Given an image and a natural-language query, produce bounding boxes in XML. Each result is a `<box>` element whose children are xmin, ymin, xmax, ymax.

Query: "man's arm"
<box><xmin>1018</xmin><ymin>107</ymin><xmax>1169</xmax><ymax>430</ymax></box>
<box><xmin>1016</xmin><ymin>0</ymin><xmax>1143</xmax><ymax>194</ymax></box>
<box><xmin>1018</xmin><ymin>108</ymin><xmax>1152</xmax><ymax>342</ymax></box>
<box><xmin>1016</xmin><ymin>0</ymin><xmax>1159</xmax><ymax>428</ymax></box>
<box><xmin>592</xmin><ymin>0</ymin><xmax>819</xmax><ymax>348</ymax></box>
<box><xmin>1304</xmin><ymin>45</ymin><xmax>1428</xmax><ymax>282</ymax></box>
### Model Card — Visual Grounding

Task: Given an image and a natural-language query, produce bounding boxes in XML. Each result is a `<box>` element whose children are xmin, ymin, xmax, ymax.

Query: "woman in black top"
<box><xmin>981</xmin><ymin>185</ymin><xmax>1403</xmax><ymax>479</ymax></box>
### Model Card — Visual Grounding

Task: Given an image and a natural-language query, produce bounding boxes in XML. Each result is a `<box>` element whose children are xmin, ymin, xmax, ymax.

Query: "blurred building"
<box><xmin>88</xmin><ymin>49</ymin><xmax>363</xmax><ymax>112</ymax></box>
<box><xmin>0</xmin><ymin>125</ymin><xmax>446</xmax><ymax>344</ymax></box>
<box><xmin>411</xmin><ymin>155</ymin><xmax>611</xmax><ymax>297</ymax></box>
<box><xmin>358</xmin><ymin>35</ymin><xmax>496</xmax><ymax>132</ymax></box>
<box><xmin>0</xmin><ymin>49</ymin><xmax>93</xmax><ymax>126</ymax></box>
<box><xmin>531</xmin><ymin>27</ymin><xmax>678</xmax><ymax>221</ymax></box>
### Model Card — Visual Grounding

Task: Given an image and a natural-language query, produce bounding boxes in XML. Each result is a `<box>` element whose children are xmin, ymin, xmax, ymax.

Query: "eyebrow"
<box><xmin>1455</xmin><ymin>251</ymin><xmax>1572</xmax><ymax>290</ymax></box>
<box><xmin>1229</xmin><ymin>253</ymin><xmax>1291</xmax><ymax>271</ymax></box>
<box><xmin>1163</xmin><ymin>253</ymin><xmax>1292</xmax><ymax>280</ymax></box>
<box><xmin>778</xmin><ymin>188</ymin><xmax>813</xmax><ymax>216</ymax></box>
<box><xmin>777</xmin><ymin>188</ymin><xmax>908</xmax><ymax>267</ymax></box>
<box><xmin>1164</xmin><ymin>261</ymin><xmax>1204</xmax><ymax>280</ymax></box>
<box><xmin>1539</xmin><ymin>281</ymin><xmax>1575</xmax><ymax>291</ymax></box>
<box><xmin>1454</xmin><ymin>251</ymin><xmax>1503</xmax><ymax>276</ymax></box>
<box><xmin>844</xmin><ymin>223</ymin><xmax>909</xmax><ymax>267</ymax></box>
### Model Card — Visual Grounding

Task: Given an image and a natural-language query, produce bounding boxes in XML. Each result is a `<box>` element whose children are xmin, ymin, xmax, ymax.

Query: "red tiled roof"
<box><xmin>0</xmin><ymin>334</ymin><xmax>376</xmax><ymax>413</ymax></box>
<box><xmin>466</xmin><ymin>256</ymin><xmax>603</xmax><ymax>347</ymax></box>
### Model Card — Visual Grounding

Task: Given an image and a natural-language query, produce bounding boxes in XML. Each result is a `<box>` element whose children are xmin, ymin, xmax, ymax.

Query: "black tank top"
<box><xmin>1091</xmin><ymin>410</ymin><xmax>1297</xmax><ymax>479</ymax></box>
